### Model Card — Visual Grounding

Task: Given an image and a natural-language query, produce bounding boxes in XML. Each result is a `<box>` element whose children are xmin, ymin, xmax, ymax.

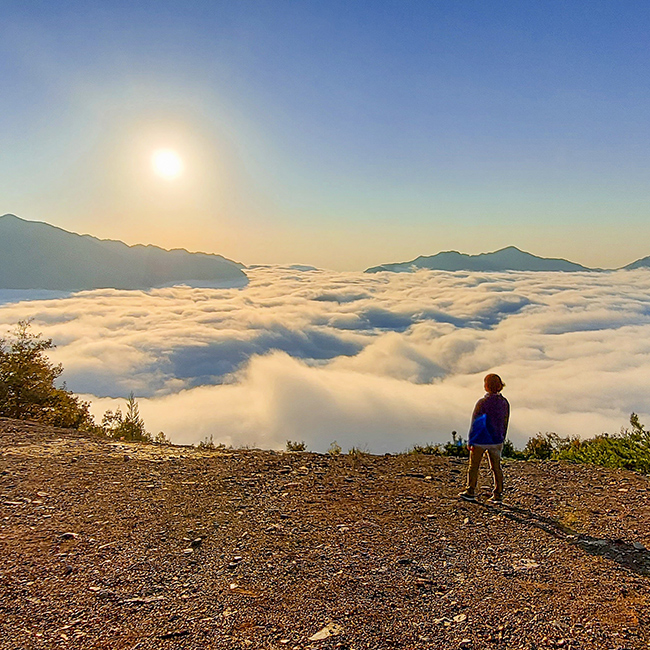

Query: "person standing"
<box><xmin>459</xmin><ymin>374</ymin><xmax>510</xmax><ymax>503</ymax></box>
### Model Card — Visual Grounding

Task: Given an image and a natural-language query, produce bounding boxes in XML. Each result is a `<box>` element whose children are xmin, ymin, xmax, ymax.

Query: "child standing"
<box><xmin>459</xmin><ymin>374</ymin><xmax>510</xmax><ymax>503</ymax></box>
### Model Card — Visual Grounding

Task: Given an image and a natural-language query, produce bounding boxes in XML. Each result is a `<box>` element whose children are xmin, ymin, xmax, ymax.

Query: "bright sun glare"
<box><xmin>152</xmin><ymin>149</ymin><xmax>184</xmax><ymax>179</ymax></box>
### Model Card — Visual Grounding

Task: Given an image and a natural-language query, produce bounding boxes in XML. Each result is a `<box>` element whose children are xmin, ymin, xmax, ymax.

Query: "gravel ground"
<box><xmin>1</xmin><ymin>417</ymin><xmax>649</xmax><ymax>650</ymax></box>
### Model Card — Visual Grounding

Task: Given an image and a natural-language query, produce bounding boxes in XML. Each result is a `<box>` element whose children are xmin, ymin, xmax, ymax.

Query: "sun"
<box><xmin>152</xmin><ymin>149</ymin><xmax>184</xmax><ymax>179</ymax></box>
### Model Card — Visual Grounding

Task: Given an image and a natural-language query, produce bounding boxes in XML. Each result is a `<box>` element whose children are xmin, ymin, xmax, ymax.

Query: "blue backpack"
<box><xmin>468</xmin><ymin>413</ymin><xmax>498</xmax><ymax>446</ymax></box>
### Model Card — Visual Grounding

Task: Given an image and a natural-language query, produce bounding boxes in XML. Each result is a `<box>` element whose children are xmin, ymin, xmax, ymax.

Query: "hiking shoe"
<box><xmin>488</xmin><ymin>494</ymin><xmax>503</xmax><ymax>504</ymax></box>
<box><xmin>458</xmin><ymin>491</ymin><xmax>477</xmax><ymax>502</ymax></box>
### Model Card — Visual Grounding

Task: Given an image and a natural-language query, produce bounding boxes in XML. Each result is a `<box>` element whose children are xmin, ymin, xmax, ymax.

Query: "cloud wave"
<box><xmin>2</xmin><ymin>267</ymin><xmax>650</xmax><ymax>452</ymax></box>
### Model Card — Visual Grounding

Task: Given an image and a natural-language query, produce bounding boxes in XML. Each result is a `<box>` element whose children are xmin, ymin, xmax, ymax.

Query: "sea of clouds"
<box><xmin>1</xmin><ymin>267</ymin><xmax>650</xmax><ymax>453</ymax></box>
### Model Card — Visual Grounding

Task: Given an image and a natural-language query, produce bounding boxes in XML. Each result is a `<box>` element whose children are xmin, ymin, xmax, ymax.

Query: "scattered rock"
<box><xmin>58</xmin><ymin>532</ymin><xmax>79</xmax><ymax>541</ymax></box>
<box><xmin>159</xmin><ymin>629</ymin><xmax>189</xmax><ymax>639</ymax></box>
<box><xmin>309</xmin><ymin>623</ymin><xmax>344</xmax><ymax>641</ymax></box>
<box><xmin>122</xmin><ymin>595</ymin><xmax>166</xmax><ymax>604</ymax></box>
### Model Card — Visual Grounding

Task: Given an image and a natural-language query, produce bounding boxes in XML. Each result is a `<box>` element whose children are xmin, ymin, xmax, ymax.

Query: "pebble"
<box><xmin>59</xmin><ymin>532</ymin><xmax>79</xmax><ymax>540</ymax></box>
<box><xmin>309</xmin><ymin>623</ymin><xmax>343</xmax><ymax>641</ymax></box>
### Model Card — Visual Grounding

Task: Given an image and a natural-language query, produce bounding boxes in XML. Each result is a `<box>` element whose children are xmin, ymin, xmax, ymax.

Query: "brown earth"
<box><xmin>0</xmin><ymin>417</ymin><xmax>649</xmax><ymax>650</ymax></box>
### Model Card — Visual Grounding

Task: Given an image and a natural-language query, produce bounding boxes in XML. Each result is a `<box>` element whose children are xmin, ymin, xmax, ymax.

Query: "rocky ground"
<box><xmin>0</xmin><ymin>417</ymin><xmax>649</xmax><ymax>650</ymax></box>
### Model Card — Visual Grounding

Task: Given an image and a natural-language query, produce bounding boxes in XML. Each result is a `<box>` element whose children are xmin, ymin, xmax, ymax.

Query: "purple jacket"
<box><xmin>472</xmin><ymin>393</ymin><xmax>510</xmax><ymax>444</ymax></box>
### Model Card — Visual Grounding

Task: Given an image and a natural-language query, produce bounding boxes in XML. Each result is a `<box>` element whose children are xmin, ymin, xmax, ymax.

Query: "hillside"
<box><xmin>624</xmin><ymin>255</ymin><xmax>650</xmax><ymax>270</ymax></box>
<box><xmin>0</xmin><ymin>418</ymin><xmax>648</xmax><ymax>649</ymax></box>
<box><xmin>366</xmin><ymin>247</ymin><xmax>592</xmax><ymax>273</ymax></box>
<box><xmin>0</xmin><ymin>214</ymin><xmax>247</xmax><ymax>290</ymax></box>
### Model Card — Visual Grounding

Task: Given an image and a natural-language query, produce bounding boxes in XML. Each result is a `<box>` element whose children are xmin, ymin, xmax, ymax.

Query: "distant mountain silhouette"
<box><xmin>0</xmin><ymin>214</ymin><xmax>247</xmax><ymax>291</ymax></box>
<box><xmin>366</xmin><ymin>246</ymin><xmax>592</xmax><ymax>273</ymax></box>
<box><xmin>623</xmin><ymin>255</ymin><xmax>650</xmax><ymax>270</ymax></box>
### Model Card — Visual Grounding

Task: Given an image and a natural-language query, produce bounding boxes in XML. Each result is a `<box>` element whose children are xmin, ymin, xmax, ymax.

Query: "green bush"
<box><xmin>554</xmin><ymin>414</ymin><xmax>650</xmax><ymax>473</ymax></box>
<box><xmin>408</xmin><ymin>442</ymin><xmax>442</xmax><ymax>455</ymax></box>
<box><xmin>101</xmin><ymin>393</ymin><xmax>151</xmax><ymax>442</ymax></box>
<box><xmin>0</xmin><ymin>320</ymin><xmax>94</xmax><ymax>429</ymax></box>
<box><xmin>286</xmin><ymin>440</ymin><xmax>307</xmax><ymax>452</ymax></box>
<box><xmin>524</xmin><ymin>432</ymin><xmax>564</xmax><ymax>460</ymax></box>
<box><xmin>502</xmin><ymin>439</ymin><xmax>527</xmax><ymax>459</ymax></box>
<box><xmin>443</xmin><ymin>431</ymin><xmax>469</xmax><ymax>457</ymax></box>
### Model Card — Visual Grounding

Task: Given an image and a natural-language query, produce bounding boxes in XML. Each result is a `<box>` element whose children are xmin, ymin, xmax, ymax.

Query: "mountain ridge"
<box><xmin>365</xmin><ymin>245</ymin><xmax>649</xmax><ymax>273</ymax></box>
<box><xmin>0</xmin><ymin>214</ymin><xmax>247</xmax><ymax>291</ymax></box>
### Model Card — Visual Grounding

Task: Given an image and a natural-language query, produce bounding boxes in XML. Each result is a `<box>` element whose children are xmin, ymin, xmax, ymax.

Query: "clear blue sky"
<box><xmin>2</xmin><ymin>1</ymin><xmax>650</xmax><ymax>269</ymax></box>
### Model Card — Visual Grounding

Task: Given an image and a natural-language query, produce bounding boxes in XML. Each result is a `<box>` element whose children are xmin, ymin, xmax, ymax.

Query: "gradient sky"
<box><xmin>2</xmin><ymin>1</ymin><xmax>650</xmax><ymax>270</ymax></box>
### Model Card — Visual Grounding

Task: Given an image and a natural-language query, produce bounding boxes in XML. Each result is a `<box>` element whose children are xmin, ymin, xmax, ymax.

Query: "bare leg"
<box><xmin>487</xmin><ymin>447</ymin><xmax>504</xmax><ymax>497</ymax></box>
<box><xmin>466</xmin><ymin>446</ymin><xmax>485</xmax><ymax>495</ymax></box>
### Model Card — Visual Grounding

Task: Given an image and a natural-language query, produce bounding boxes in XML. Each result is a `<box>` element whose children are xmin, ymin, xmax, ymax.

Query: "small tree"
<box><xmin>0</xmin><ymin>320</ymin><xmax>93</xmax><ymax>429</ymax></box>
<box><xmin>101</xmin><ymin>393</ymin><xmax>150</xmax><ymax>442</ymax></box>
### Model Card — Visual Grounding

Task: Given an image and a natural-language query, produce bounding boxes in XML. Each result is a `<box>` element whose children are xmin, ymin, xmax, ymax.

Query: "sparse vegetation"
<box><xmin>0</xmin><ymin>320</ymin><xmax>94</xmax><ymax>429</ymax></box>
<box><xmin>443</xmin><ymin>431</ymin><xmax>469</xmax><ymax>458</ymax></box>
<box><xmin>153</xmin><ymin>430</ymin><xmax>171</xmax><ymax>445</ymax></box>
<box><xmin>101</xmin><ymin>393</ymin><xmax>151</xmax><ymax>442</ymax></box>
<box><xmin>502</xmin><ymin>438</ymin><xmax>526</xmax><ymax>460</ymax></box>
<box><xmin>408</xmin><ymin>442</ymin><xmax>442</xmax><ymax>455</ymax></box>
<box><xmin>286</xmin><ymin>440</ymin><xmax>307</xmax><ymax>452</ymax></box>
<box><xmin>554</xmin><ymin>413</ymin><xmax>650</xmax><ymax>473</ymax></box>
<box><xmin>347</xmin><ymin>445</ymin><xmax>370</xmax><ymax>458</ymax></box>
<box><xmin>197</xmin><ymin>434</ymin><xmax>216</xmax><ymax>449</ymax></box>
<box><xmin>327</xmin><ymin>440</ymin><xmax>342</xmax><ymax>456</ymax></box>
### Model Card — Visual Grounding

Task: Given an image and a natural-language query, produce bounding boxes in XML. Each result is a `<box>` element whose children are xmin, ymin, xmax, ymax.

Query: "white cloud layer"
<box><xmin>2</xmin><ymin>267</ymin><xmax>650</xmax><ymax>452</ymax></box>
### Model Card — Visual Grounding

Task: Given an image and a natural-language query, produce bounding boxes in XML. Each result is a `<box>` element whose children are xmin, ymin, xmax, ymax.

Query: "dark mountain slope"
<box><xmin>366</xmin><ymin>246</ymin><xmax>592</xmax><ymax>273</ymax></box>
<box><xmin>0</xmin><ymin>214</ymin><xmax>247</xmax><ymax>290</ymax></box>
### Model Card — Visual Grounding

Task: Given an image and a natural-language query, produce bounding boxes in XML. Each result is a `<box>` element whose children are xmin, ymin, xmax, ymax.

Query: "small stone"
<box><xmin>190</xmin><ymin>537</ymin><xmax>203</xmax><ymax>548</ymax></box>
<box><xmin>459</xmin><ymin>639</ymin><xmax>472</xmax><ymax>649</ymax></box>
<box><xmin>123</xmin><ymin>455</ymin><xmax>131</xmax><ymax>461</ymax></box>
<box><xmin>59</xmin><ymin>532</ymin><xmax>79</xmax><ymax>541</ymax></box>
<box><xmin>183</xmin><ymin>548</ymin><xmax>193</xmax><ymax>555</ymax></box>
<box><xmin>454</xmin><ymin>613</ymin><xmax>468</xmax><ymax>623</ymax></box>
<box><xmin>309</xmin><ymin>623</ymin><xmax>343</xmax><ymax>641</ymax></box>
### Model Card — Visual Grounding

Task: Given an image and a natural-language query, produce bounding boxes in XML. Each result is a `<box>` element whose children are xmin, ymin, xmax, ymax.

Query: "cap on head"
<box><xmin>484</xmin><ymin>373</ymin><xmax>504</xmax><ymax>394</ymax></box>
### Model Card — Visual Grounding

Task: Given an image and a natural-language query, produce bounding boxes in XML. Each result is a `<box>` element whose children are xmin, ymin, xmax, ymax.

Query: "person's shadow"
<box><xmin>478</xmin><ymin>500</ymin><xmax>650</xmax><ymax>577</ymax></box>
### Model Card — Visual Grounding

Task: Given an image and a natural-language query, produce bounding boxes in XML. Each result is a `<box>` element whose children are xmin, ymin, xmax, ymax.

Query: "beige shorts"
<box><xmin>470</xmin><ymin>443</ymin><xmax>503</xmax><ymax>456</ymax></box>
